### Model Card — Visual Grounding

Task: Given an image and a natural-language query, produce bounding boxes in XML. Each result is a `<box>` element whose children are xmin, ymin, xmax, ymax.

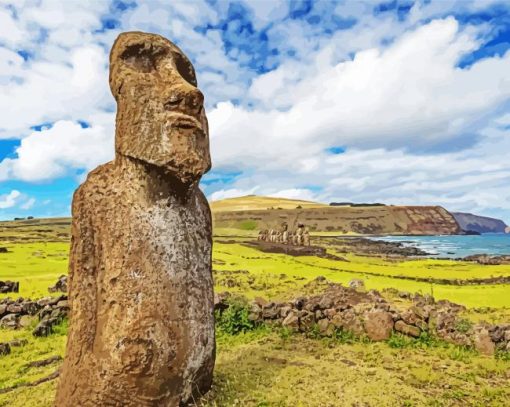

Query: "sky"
<box><xmin>0</xmin><ymin>0</ymin><xmax>510</xmax><ymax>222</ymax></box>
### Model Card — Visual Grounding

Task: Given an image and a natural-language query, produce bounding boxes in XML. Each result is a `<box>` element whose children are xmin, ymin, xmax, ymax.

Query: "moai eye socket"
<box><xmin>120</xmin><ymin>43</ymin><xmax>167</xmax><ymax>73</ymax></box>
<box><xmin>171</xmin><ymin>51</ymin><xmax>197</xmax><ymax>87</ymax></box>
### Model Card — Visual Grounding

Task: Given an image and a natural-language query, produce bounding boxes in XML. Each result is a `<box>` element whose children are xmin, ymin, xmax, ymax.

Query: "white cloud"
<box><xmin>0</xmin><ymin>190</ymin><xmax>21</xmax><ymax>209</ymax></box>
<box><xmin>268</xmin><ymin>189</ymin><xmax>319</xmax><ymax>201</ymax></box>
<box><xmin>20</xmin><ymin>197</ymin><xmax>35</xmax><ymax>210</ymax></box>
<box><xmin>0</xmin><ymin>119</ymin><xmax>114</xmax><ymax>182</ymax></box>
<box><xmin>210</xmin><ymin>187</ymin><xmax>260</xmax><ymax>201</ymax></box>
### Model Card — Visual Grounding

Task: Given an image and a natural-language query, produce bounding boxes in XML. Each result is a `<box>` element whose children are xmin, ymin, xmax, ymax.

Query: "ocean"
<box><xmin>369</xmin><ymin>234</ymin><xmax>510</xmax><ymax>258</ymax></box>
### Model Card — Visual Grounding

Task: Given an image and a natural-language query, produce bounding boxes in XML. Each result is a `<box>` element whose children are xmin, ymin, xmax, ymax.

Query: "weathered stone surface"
<box><xmin>317</xmin><ymin>318</ymin><xmax>335</xmax><ymax>337</ymax></box>
<box><xmin>348</xmin><ymin>279</ymin><xmax>365</xmax><ymax>291</ymax></box>
<box><xmin>473</xmin><ymin>328</ymin><xmax>495</xmax><ymax>356</ymax></box>
<box><xmin>0</xmin><ymin>314</ymin><xmax>19</xmax><ymax>329</ymax></box>
<box><xmin>0</xmin><ymin>280</ymin><xmax>19</xmax><ymax>293</ymax></box>
<box><xmin>48</xmin><ymin>275</ymin><xmax>68</xmax><ymax>293</ymax></box>
<box><xmin>0</xmin><ymin>342</ymin><xmax>11</xmax><ymax>356</ymax></box>
<box><xmin>56</xmin><ymin>31</ymin><xmax>214</xmax><ymax>406</ymax></box>
<box><xmin>364</xmin><ymin>310</ymin><xmax>394</xmax><ymax>341</ymax></box>
<box><xmin>282</xmin><ymin>312</ymin><xmax>299</xmax><ymax>331</ymax></box>
<box><xmin>395</xmin><ymin>320</ymin><xmax>421</xmax><ymax>338</ymax></box>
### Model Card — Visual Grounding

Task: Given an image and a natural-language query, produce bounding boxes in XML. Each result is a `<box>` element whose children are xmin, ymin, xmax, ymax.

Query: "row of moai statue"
<box><xmin>258</xmin><ymin>223</ymin><xmax>310</xmax><ymax>246</ymax></box>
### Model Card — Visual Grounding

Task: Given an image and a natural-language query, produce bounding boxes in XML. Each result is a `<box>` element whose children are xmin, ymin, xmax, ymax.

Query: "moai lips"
<box><xmin>55</xmin><ymin>32</ymin><xmax>215</xmax><ymax>406</ymax></box>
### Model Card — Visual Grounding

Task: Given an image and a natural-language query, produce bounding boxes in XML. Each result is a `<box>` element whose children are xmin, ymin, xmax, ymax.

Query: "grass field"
<box><xmin>1</xmin><ymin>218</ymin><xmax>510</xmax><ymax>405</ymax></box>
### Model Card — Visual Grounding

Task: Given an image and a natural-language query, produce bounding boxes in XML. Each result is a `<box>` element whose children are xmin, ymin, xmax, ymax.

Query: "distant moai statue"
<box><xmin>56</xmin><ymin>32</ymin><xmax>215</xmax><ymax>406</ymax></box>
<box><xmin>282</xmin><ymin>223</ymin><xmax>289</xmax><ymax>244</ymax></box>
<box><xmin>303</xmin><ymin>228</ymin><xmax>310</xmax><ymax>246</ymax></box>
<box><xmin>295</xmin><ymin>224</ymin><xmax>305</xmax><ymax>245</ymax></box>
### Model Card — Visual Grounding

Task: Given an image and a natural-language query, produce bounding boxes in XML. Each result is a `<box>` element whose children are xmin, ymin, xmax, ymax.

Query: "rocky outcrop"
<box><xmin>0</xmin><ymin>295</ymin><xmax>68</xmax><ymax>334</ymax></box>
<box><xmin>463</xmin><ymin>254</ymin><xmax>510</xmax><ymax>266</ymax></box>
<box><xmin>48</xmin><ymin>275</ymin><xmax>67</xmax><ymax>293</ymax></box>
<box><xmin>56</xmin><ymin>32</ymin><xmax>215</xmax><ymax>407</ymax></box>
<box><xmin>452</xmin><ymin>212</ymin><xmax>508</xmax><ymax>234</ymax></box>
<box><xmin>215</xmin><ymin>279</ymin><xmax>509</xmax><ymax>355</ymax></box>
<box><xmin>0</xmin><ymin>281</ymin><xmax>19</xmax><ymax>293</ymax></box>
<box><xmin>214</xmin><ymin>204</ymin><xmax>461</xmax><ymax>235</ymax></box>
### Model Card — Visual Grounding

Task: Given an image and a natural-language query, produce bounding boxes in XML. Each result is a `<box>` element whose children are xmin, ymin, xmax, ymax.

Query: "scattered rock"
<box><xmin>282</xmin><ymin>312</ymin><xmax>299</xmax><ymax>331</ymax></box>
<box><xmin>317</xmin><ymin>318</ymin><xmax>335</xmax><ymax>337</ymax></box>
<box><xmin>48</xmin><ymin>275</ymin><xmax>68</xmax><ymax>293</ymax></box>
<box><xmin>395</xmin><ymin>320</ymin><xmax>421</xmax><ymax>338</ymax></box>
<box><xmin>25</xmin><ymin>355</ymin><xmax>63</xmax><ymax>368</ymax></box>
<box><xmin>473</xmin><ymin>328</ymin><xmax>495</xmax><ymax>356</ymax></box>
<box><xmin>364</xmin><ymin>310</ymin><xmax>394</xmax><ymax>341</ymax></box>
<box><xmin>9</xmin><ymin>339</ymin><xmax>28</xmax><ymax>347</ymax></box>
<box><xmin>0</xmin><ymin>281</ymin><xmax>19</xmax><ymax>294</ymax></box>
<box><xmin>348</xmin><ymin>279</ymin><xmax>365</xmax><ymax>291</ymax></box>
<box><xmin>0</xmin><ymin>342</ymin><xmax>11</xmax><ymax>356</ymax></box>
<box><xmin>0</xmin><ymin>313</ymin><xmax>19</xmax><ymax>329</ymax></box>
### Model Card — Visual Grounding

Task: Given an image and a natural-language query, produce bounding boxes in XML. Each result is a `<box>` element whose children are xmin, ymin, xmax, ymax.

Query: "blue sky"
<box><xmin>1</xmin><ymin>0</ymin><xmax>510</xmax><ymax>222</ymax></box>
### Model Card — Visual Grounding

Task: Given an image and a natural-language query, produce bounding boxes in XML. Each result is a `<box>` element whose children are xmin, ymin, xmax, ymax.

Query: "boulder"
<box><xmin>282</xmin><ymin>312</ymin><xmax>299</xmax><ymax>331</ymax></box>
<box><xmin>317</xmin><ymin>318</ymin><xmax>335</xmax><ymax>337</ymax></box>
<box><xmin>395</xmin><ymin>320</ymin><xmax>421</xmax><ymax>338</ymax></box>
<box><xmin>473</xmin><ymin>328</ymin><xmax>495</xmax><ymax>356</ymax></box>
<box><xmin>364</xmin><ymin>310</ymin><xmax>394</xmax><ymax>341</ymax></box>
<box><xmin>48</xmin><ymin>275</ymin><xmax>68</xmax><ymax>293</ymax></box>
<box><xmin>0</xmin><ymin>342</ymin><xmax>11</xmax><ymax>356</ymax></box>
<box><xmin>334</xmin><ymin>309</ymin><xmax>365</xmax><ymax>336</ymax></box>
<box><xmin>348</xmin><ymin>279</ymin><xmax>365</xmax><ymax>291</ymax></box>
<box><xmin>0</xmin><ymin>313</ymin><xmax>19</xmax><ymax>329</ymax></box>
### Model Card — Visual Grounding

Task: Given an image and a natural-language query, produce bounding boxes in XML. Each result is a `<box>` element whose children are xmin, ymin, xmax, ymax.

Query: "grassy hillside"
<box><xmin>213</xmin><ymin>204</ymin><xmax>461</xmax><ymax>235</ymax></box>
<box><xmin>210</xmin><ymin>195</ymin><xmax>327</xmax><ymax>212</ymax></box>
<box><xmin>1</xmin><ymin>221</ymin><xmax>510</xmax><ymax>405</ymax></box>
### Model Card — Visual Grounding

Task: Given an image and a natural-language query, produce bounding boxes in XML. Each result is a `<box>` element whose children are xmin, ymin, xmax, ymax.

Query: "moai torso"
<box><xmin>56</xmin><ymin>32</ymin><xmax>214</xmax><ymax>407</ymax></box>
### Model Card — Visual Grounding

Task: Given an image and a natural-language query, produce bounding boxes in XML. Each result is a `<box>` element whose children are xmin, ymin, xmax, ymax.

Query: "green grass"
<box><xmin>0</xmin><ymin>321</ymin><xmax>67</xmax><ymax>407</ymax></box>
<box><xmin>1</xmin><ymin>234</ymin><xmax>510</xmax><ymax>405</ymax></box>
<box><xmin>213</xmin><ymin>243</ymin><xmax>510</xmax><ymax>308</ymax></box>
<box><xmin>0</xmin><ymin>242</ymin><xmax>68</xmax><ymax>299</ymax></box>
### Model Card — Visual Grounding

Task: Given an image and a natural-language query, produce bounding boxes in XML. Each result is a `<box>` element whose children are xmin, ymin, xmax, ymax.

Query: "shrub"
<box><xmin>215</xmin><ymin>297</ymin><xmax>256</xmax><ymax>335</ymax></box>
<box><xmin>332</xmin><ymin>328</ymin><xmax>356</xmax><ymax>344</ymax></box>
<box><xmin>388</xmin><ymin>332</ymin><xmax>412</xmax><ymax>349</ymax></box>
<box><xmin>455</xmin><ymin>318</ymin><xmax>473</xmax><ymax>334</ymax></box>
<box><xmin>495</xmin><ymin>349</ymin><xmax>510</xmax><ymax>362</ymax></box>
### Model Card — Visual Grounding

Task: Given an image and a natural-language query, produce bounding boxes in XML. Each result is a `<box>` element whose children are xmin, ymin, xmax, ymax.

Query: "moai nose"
<box><xmin>164</xmin><ymin>87</ymin><xmax>204</xmax><ymax>116</ymax></box>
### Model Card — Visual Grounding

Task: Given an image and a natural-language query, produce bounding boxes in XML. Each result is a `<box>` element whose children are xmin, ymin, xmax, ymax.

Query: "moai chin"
<box><xmin>55</xmin><ymin>32</ymin><xmax>215</xmax><ymax>406</ymax></box>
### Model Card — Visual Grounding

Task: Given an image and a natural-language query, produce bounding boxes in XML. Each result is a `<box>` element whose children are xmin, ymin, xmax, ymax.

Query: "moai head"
<box><xmin>109</xmin><ymin>32</ymin><xmax>211</xmax><ymax>184</ymax></box>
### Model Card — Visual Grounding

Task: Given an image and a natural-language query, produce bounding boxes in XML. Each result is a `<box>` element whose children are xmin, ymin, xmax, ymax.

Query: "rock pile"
<box><xmin>464</xmin><ymin>254</ymin><xmax>510</xmax><ymax>265</ymax></box>
<box><xmin>0</xmin><ymin>339</ymin><xmax>28</xmax><ymax>358</ymax></box>
<box><xmin>215</xmin><ymin>278</ymin><xmax>510</xmax><ymax>356</ymax></box>
<box><xmin>0</xmin><ymin>281</ymin><xmax>19</xmax><ymax>293</ymax></box>
<box><xmin>48</xmin><ymin>275</ymin><xmax>68</xmax><ymax>293</ymax></box>
<box><xmin>0</xmin><ymin>295</ymin><xmax>69</xmax><ymax>336</ymax></box>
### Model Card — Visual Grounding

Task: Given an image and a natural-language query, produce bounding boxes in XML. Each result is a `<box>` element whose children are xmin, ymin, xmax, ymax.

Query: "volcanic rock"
<box><xmin>56</xmin><ymin>32</ymin><xmax>214</xmax><ymax>406</ymax></box>
<box><xmin>364</xmin><ymin>310</ymin><xmax>394</xmax><ymax>341</ymax></box>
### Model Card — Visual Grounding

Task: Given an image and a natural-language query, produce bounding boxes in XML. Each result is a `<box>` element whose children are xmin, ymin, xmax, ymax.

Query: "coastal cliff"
<box><xmin>452</xmin><ymin>212</ymin><xmax>508</xmax><ymax>234</ymax></box>
<box><xmin>212</xmin><ymin>197</ymin><xmax>461</xmax><ymax>235</ymax></box>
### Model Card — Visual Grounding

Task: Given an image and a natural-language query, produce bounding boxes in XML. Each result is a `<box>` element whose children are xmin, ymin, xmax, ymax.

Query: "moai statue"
<box><xmin>282</xmin><ymin>223</ymin><xmax>289</xmax><ymax>244</ymax></box>
<box><xmin>303</xmin><ymin>228</ymin><xmax>310</xmax><ymax>246</ymax></box>
<box><xmin>296</xmin><ymin>224</ymin><xmax>304</xmax><ymax>246</ymax></box>
<box><xmin>55</xmin><ymin>32</ymin><xmax>215</xmax><ymax>406</ymax></box>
